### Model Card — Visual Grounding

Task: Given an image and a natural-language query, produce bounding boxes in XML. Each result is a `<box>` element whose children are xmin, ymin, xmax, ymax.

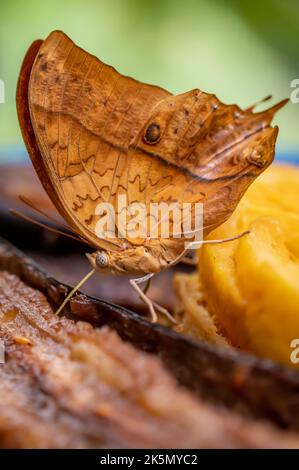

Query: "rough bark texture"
<box><xmin>0</xmin><ymin>269</ymin><xmax>298</xmax><ymax>449</ymax></box>
<box><xmin>1</xmin><ymin>237</ymin><xmax>299</xmax><ymax>432</ymax></box>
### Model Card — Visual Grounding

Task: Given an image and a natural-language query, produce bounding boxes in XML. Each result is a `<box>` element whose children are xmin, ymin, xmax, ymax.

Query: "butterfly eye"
<box><xmin>96</xmin><ymin>251</ymin><xmax>109</xmax><ymax>268</ymax></box>
<box><xmin>143</xmin><ymin>123</ymin><xmax>161</xmax><ymax>145</ymax></box>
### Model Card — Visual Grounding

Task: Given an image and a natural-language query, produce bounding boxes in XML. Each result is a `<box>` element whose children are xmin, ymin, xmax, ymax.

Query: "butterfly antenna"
<box><xmin>55</xmin><ymin>268</ymin><xmax>95</xmax><ymax>315</ymax></box>
<box><xmin>9</xmin><ymin>208</ymin><xmax>87</xmax><ymax>244</ymax></box>
<box><xmin>19</xmin><ymin>195</ymin><xmax>71</xmax><ymax>230</ymax></box>
<box><xmin>18</xmin><ymin>195</ymin><xmax>91</xmax><ymax>245</ymax></box>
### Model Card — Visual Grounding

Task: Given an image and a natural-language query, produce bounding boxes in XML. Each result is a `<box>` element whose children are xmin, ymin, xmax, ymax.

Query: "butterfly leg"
<box><xmin>151</xmin><ymin>301</ymin><xmax>178</xmax><ymax>324</ymax></box>
<box><xmin>129</xmin><ymin>274</ymin><xmax>157</xmax><ymax>322</ymax></box>
<box><xmin>130</xmin><ymin>274</ymin><xmax>177</xmax><ymax>324</ymax></box>
<box><xmin>142</xmin><ymin>277</ymin><xmax>152</xmax><ymax>294</ymax></box>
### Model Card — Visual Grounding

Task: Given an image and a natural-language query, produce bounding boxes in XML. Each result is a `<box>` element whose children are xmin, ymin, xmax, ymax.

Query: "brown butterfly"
<box><xmin>16</xmin><ymin>30</ymin><xmax>287</xmax><ymax>321</ymax></box>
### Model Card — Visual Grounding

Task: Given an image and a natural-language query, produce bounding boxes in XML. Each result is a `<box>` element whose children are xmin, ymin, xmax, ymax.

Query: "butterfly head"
<box><xmin>95</xmin><ymin>251</ymin><xmax>110</xmax><ymax>269</ymax></box>
<box><xmin>86</xmin><ymin>246</ymin><xmax>162</xmax><ymax>275</ymax></box>
<box><xmin>86</xmin><ymin>250</ymin><xmax>111</xmax><ymax>273</ymax></box>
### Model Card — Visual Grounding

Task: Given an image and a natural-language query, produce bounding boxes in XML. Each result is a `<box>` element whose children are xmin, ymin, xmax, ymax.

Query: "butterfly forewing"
<box><xmin>27</xmin><ymin>30</ymin><xmax>169</xmax><ymax>250</ymax></box>
<box><xmin>19</xmin><ymin>30</ymin><xmax>286</xmax><ymax>262</ymax></box>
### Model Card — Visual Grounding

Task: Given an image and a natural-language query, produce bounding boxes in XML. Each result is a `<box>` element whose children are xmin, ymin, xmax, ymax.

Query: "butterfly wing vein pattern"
<box><xmin>22</xmin><ymin>29</ymin><xmax>285</xmax><ymax>274</ymax></box>
<box><xmin>28</xmin><ymin>31</ymin><xmax>170</xmax><ymax>250</ymax></box>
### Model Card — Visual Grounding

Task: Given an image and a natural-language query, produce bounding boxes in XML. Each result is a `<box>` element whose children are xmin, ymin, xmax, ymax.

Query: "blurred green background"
<box><xmin>0</xmin><ymin>0</ymin><xmax>298</xmax><ymax>162</ymax></box>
